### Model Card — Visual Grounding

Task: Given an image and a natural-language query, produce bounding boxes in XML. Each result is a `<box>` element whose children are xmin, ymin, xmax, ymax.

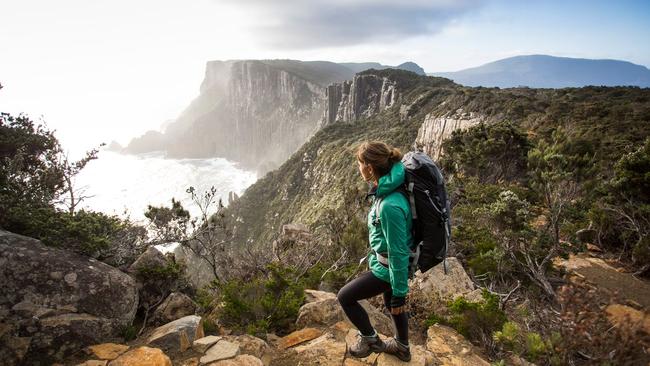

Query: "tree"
<box><xmin>528</xmin><ymin>128</ymin><xmax>594</xmax><ymax>246</ymax></box>
<box><xmin>441</xmin><ymin>121</ymin><xmax>530</xmax><ymax>184</ymax></box>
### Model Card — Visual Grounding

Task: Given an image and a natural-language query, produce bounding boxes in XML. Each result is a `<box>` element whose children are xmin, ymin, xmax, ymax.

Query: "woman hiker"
<box><xmin>337</xmin><ymin>141</ymin><xmax>413</xmax><ymax>362</ymax></box>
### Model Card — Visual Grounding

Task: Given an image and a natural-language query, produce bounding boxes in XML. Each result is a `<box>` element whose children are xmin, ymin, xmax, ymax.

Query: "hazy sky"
<box><xmin>1</xmin><ymin>0</ymin><xmax>649</xmax><ymax>155</ymax></box>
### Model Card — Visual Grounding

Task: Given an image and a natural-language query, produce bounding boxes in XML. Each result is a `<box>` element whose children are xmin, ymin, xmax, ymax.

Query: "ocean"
<box><xmin>74</xmin><ymin>150</ymin><xmax>257</xmax><ymax>223</ymax></box>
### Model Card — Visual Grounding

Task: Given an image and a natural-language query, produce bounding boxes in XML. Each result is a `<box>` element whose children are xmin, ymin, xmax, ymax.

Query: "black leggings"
<box><xmin>337</xmin><ymin>271</ymin><xmax>409</xmax><ymax>344</ymax></box>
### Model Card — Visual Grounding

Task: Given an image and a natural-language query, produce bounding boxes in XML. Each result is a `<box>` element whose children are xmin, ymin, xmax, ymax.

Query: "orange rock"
<box><xmin>108</xmin><ymin>346</ymin><xmax>172</xmax><ymax>366</ymax></box>
<box><xmin>87</xmin><ymin>343</ymin><xmax>130</xmax><ymax>360</ymax></box>
<box><xmin>77</xmin><ymin>361</ymin><xmax>108</xmax><ymax>366</ymax></box>
<box><xmin>278</xmin><ymin>328</ymin><xmax>323</xmax><ymax>350</ymax></box>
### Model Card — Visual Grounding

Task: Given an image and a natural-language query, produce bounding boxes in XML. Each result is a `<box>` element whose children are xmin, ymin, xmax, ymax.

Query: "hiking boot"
<box><xmin>349</xmin><ymin>331</ymin><xmax>385</xmax><ymax>358</ymax></box>
<box><xmin>384</xmin><ymin>337</ymin><xmax>411</xmax><ymax>362</ymax></box>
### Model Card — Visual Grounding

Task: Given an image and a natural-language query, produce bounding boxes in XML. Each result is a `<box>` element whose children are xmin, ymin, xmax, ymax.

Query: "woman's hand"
<box><xmin>390</xmin><ymin>296</ymin><xmax>407</xmax><ymax>315</ymax></box>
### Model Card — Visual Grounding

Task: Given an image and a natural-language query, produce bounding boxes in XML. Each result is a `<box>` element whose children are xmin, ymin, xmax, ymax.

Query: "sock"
<box><xmin>361</xmin><ymin>329</ymin><xmax>377</xmax><ymax>338</ymax></box>
<box><xmin>396</xmin><ymin>338</ymin><xmax>409</xmax><ymax>347</ymax></box>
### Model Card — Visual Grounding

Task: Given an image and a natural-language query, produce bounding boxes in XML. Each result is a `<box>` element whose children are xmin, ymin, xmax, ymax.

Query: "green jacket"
<box><xmin>367</xmin><ymin>161</ymin><xmax>413</xmax><ymax>297</ymax></box>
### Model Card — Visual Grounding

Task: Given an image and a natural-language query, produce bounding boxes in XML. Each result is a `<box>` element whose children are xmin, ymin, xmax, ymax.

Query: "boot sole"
<box><xmin>349</xmin><ymin>343</ymin><xmax>385</xmax><ymax>358</ymax></box>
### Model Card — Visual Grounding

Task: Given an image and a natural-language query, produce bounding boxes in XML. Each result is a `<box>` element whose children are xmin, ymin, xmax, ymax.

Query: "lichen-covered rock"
<box><xmin>107</xmin><ymin>346</ymin><xmax>172</xmax><ymax>366</ymax></box>
<box><xmin>221</xmin><ymin>334</ymin><xmax>272</xmax><ymax>363</ymax></box>
<box><xmin>152</xmin><ymin>292</ymin><xmax>197</xmax><ymax>325</ymax></box>
<box><xmin>0</xmin><ymin>230</ymin><xmax>138</xmax><ymax>366</ymax></box>
<box><xmin>304</xmin><ymin>289</ymin><xmax>336</xmax><ymax>303</ymax></box>
<box><xmin>128</xmin><ymin>246</ymin><xmax>168</xmax><ymax>273</ymax></box>
<box><xmin>411</xmin><ymin>257</ymin><xmax>476</xmax><ymax>301</ymax></box>
<box><xmin>147</xmin><ymin>315</ymin><xmax>204</xmax><ymax>353</ymax></box>
<box><xmin>127</xmin><ymin>247</ymin><xmax>178</xmax><ymax>310</ymax></box>
<box><xmin>200</xmin><ymin>340</ymin><xmax>240</xmax><ymax>364</ymax></box>
<box><xmin>193</xmin><ymin>335</ymin><xmax>222</xmax><ymax>353</ymax></box>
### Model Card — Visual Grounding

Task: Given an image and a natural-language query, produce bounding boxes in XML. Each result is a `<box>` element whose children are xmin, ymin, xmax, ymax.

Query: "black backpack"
<box><xmin>373</xmin><ymin>151</ymin><xmax>451</xmax><ymax>276</ymax></box>
<box><xmin>401</xmin><ymin>151</ymin><xmax>451</xmax><ymax>275</ymax></box>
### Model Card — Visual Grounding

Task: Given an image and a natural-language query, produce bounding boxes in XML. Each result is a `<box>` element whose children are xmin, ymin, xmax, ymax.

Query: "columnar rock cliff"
<box><xmin>415</xmin><ymin>109</ymin><xmax>485</xmax><ymax>160</ymax></box>
<box><xmin>164</xmin><ymin>60</ymin><xmax>335</xmax><ymax>174</ymax></box>
<box><xmin>321</xmin><ymin>73</ymin><xmax>399</xmax><ymax>126</ymax></box>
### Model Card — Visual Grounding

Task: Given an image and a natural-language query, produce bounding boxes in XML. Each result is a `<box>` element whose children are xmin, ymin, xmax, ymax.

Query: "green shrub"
<box><xmin>493</xmin><ymin>321</ymin><xmax>559</xmax><ymax>363</ymax></box>
<box><xmin>202</xmin><ymin>318</ymin><xmax>219</xmax><ymax>335</ymax></box>
<box><xmin>136</xmin><ymin>260</ymin><xmax>184</xmax><ymax>282</ymax></box>
<box><xmin>214</xmin><ymin>264</ymin><xmax>305</xmax><ymax>336</ymax></box>
<box><xmin>120</xmin><ymin>324</ymin><xmax>137</xmax><ymax>342</ymax></box>
<box><xmin>446</xmin><ymin>290</ymin><xmax>507</xmax><ymax>344</ymax></box>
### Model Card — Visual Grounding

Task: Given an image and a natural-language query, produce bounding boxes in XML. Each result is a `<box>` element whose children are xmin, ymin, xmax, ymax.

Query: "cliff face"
<box><xmin>321</xmin><ymin>73</ymin><xmax>399</xmax><ymax>126</ymax></box>
<box><xmin>415</xmin><ymin>108</ymin><xmax>485</xmax><ymax>160</ymax></box>
<box><xmin>165</xmin><ymin>60</ymin><xmax>333</xmax><ymax>174</ymax></box>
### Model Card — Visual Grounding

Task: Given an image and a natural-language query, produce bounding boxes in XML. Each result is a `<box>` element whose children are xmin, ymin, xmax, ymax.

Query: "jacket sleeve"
<box><xmin>379</xmin><ymin>201</ymin><xmax>410</xmax><ymax>297</ymax></box>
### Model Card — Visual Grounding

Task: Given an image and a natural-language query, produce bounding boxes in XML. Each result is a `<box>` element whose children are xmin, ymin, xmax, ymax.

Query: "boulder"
<box><xmin>200</xmin><ymin>339</ymin><xmax>240</xmax><ymax>364</ymax></box>
<box><xmin>107</xmin><ymin>346</ymin><xmax>172</xmax><ymax>366</ymax></box>
<box><xmin>0</xmin><ymin>230</ymin><xmax>139</xmax><ymax>366</ymax></box>
<box><xmin>296</xmin><ymin>291</ymin><xmax>393</xmax><ymax>336</ymax></box>
<box><xmin>192</xmin><ymin>335</ymin><xmax>222</xmax><ymax>353</ymax></box>
<box><xmin>152</xmin><ymin>292</ymin><xmax>197</xmax><ymax>325</ymax></box>
<box><xmin>426</xmin><ymin>324</ymin><xmax>489</xmax><ymax>365</ymax></box>
<box><xmin>221</xmin><ymin>334</ymin><xmax>272</xmax><ymax>363</ymax></box>
<box><xmin>411</xmin><ymin>257</ymin><xmax>475</xmax><ymax>301</ymax></box>
<box><xmin>209</xmin><ymin>354</ymin><xmax>264</xmax><ymax>366</ymax></box>
<box><xmin>304</xmin><ymin>289</ymin><xmax>336</xmax><ymax>303</ymax></box>
<box><xmin>554</xmin><ymin>253</ymin><xmax>650</xmax><ymax>308</ymax></box>
<box><xmin>128</xmin><ymin>246</ymin><xmax>168</xmax><ymax>274</ymax></box>
<box><xmin>147</xmin><ymin>315</ymin><xmax>204</xmax><ymax>353</ymax></box>
<box><xmin>278</xmin><ymin>328</ymin><xmax>323</xmax><ymax>350</ymax></box>
<box><xmin>128</xmin><ymin>247</ymin><xmax>179</xmax><ymax>310</ymax></box>
<box><xmin>173</xmin><ymin>244</ymin><xmax>217</xmax><ymax>290</ymax></box>
<box><xmin>274</xmin><ymin>333</ymin><xmax>346</xmax><ymax>366</ymax></box>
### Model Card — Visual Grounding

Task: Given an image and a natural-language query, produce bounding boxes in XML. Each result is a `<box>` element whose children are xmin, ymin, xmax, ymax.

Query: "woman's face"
<box><xmin>357</xmin><ymin>159</ymin><xmax>374</xmax><ymax>182</ymax></box>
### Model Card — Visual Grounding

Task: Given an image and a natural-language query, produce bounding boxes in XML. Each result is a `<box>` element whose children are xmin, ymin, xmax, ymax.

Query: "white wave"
<box><xmin>74</xmin><ymin>151</ymin><xmax>257</xmax><ymax>223</ymax></box>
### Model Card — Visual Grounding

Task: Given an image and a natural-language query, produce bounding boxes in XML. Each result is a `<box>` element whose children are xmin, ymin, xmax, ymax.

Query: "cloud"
<box><xmin>218</xmin><ymin>0</ymin><xmax>485</xmax><ymax>49</ymax></box>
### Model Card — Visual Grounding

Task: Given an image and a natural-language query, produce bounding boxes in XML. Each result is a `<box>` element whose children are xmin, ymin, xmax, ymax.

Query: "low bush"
<box><xmin>213</xmin><ymin>264</ymin><xmax>305</xmax><ymax>336</ymax></box>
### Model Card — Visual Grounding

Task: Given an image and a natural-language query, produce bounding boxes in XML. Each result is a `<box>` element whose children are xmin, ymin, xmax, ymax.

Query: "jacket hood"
<box><xmin>376</xmin><ymin>161</ymin><xmax>405</xmax><ymax>198</ymax></box>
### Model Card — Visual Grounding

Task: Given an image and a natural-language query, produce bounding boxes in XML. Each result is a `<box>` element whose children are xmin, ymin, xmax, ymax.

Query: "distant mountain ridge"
<box><xmin>430</xmin><ymin>55</ymin><xmax>650</xmax><ymax>88</ymax></box>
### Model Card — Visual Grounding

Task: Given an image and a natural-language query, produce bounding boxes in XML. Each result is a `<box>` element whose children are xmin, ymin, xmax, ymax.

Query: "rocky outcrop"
<box><xmin>128</xmin><ymin>247</ymin><xmax>182</xmax><ymax>312</ymax></box>
<box><xmin>426</xmin><ymin>324</ymin><xmax>490</xmax><ymax>365</ymax></box>
<box><xmin>173</xmin><ymin>244</ymin><xmax>216</xmax><ymax>290</ymax></box>
<box><xmin>295</xmin><ymin>289</ymin><xmax>394</xmax><ymax>336</ymax></box>
<box><xmin>322</xmin><ymin>74</ymin><xmax>399</xmax><ymax>126</ymax></box>
<box><xmin>411</xmin><ymin>257</ymin><xmax>480</xmax><ymax>302</ymax></box>
<box><xmin>554</xmin><ymin>253</ymin><xmax>650</xmax><ymax>308</ymax></box>
<box><xmin>108</xmin><ymin>346</ymin><xmax>172</xmax><ymax>366</ymax></box>
<box><xmin>123</xmin><ymin>130</ymin><xmax>166</xmax><ymax>154</ymax></box>
<box><xmin>415</xmin><ymin>108</ymin><xmax>485</xmax><ymax>161</ymax></box>
<box><xmin>0</xmin><ymin>230</ymin><xmax>138</xmax><ymax>366</ymax></box>
<box><xmin>152</xmin><ymin>292</ymin><xmax>198</xmax><ymax>325</ymax></box>
<box><xmin>147</xmin><ymin>315</ymin><xmax>204</xmax><ymax>353</ymax></box>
